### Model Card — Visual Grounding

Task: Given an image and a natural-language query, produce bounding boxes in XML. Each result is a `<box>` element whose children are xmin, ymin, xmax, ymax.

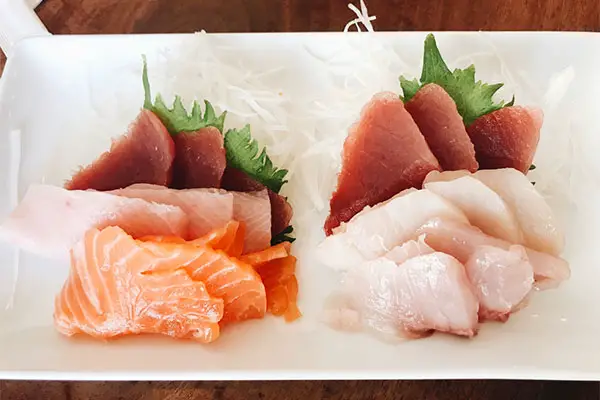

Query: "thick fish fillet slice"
<box><xmin>112</xmin><ymin>184</ymin><xmax>271</xmax><ymax>252</ymax></box>
<box><xmin>473</xmin><ymin>168</ymin><xmax>565</xmax><ymax>256</ymax></box>
<box><xmin>417</xmin><ymin>218</ymin><xmax>570</xmax><ymax>289</ymax></box>
<box><xmin>171</xmin><ymin>127</ymin><xmax>226</xmax><ymax>189</ymax></box>
<box><xmin>324</xmin><ymin>91</ymin><xmax>441</xmax><ymax>234</ymax></box>
<box><xmin>426</xmin><ymin>168</ymin><xmax>565</xmax><ymax>256</ymax></box>
<box><xmin>424</xmin><ymin>175</ymin><xmax>522</xmax><ymax>243</ymax></box>
<box><xmin>318</xmin><ymin>188</ymin><xmax>468</xmax><ymax>270</ymax></box>
<box><xmin>65</xmin><ymin>109</ymin><xmax>175</xmax><ymax>190</ymax></box>
<box><xmin>467</xmin><ymin>106</ymin><xmax>542</xmax><ymax>173</ymax></box>
<box><xmin>221</xmin><ymin>167</ymin><xmax>293</xmax><ymax>237</ymax></box>
<box><xmin>405</xmin><ymin>83</ymin><xmax>478</xmax><ymax>172</ymax></box>
<box><xmin>465</xmin><ymin>245</ymin><xmax>534</xmax><ymax>322</ymax></box>
<box><xmin>384</xmin><ymin>237</ymin><xmax>435</xmax><ymax>264</ymax></box>
<box><xmin>423</xmin><ymin>170</ymin><xmax>471</xmax><ymax>184</ymax></box>
<box><xmin>111</xmin><ymin>183</ymin><xmax>233</xmax><ymax>240</ymax></box>
<box><xmin>0</xmin><ymin>184</ymin><xmax>188</xmax><ymax>258</ymax></box>
<box><xmin>231</xmin><ymin>190</ymin><xmax>272</xmax><ymax>253</ymax></box>
<box><xmin>254</xmin><ymin>255</ymin><xmax>302</xmax><ymax>322</ymax></box>
<box><xmin>54</xmin><ymin>226</ymin><xmax>224</xmax><ymax>342</ymax></box>
<box><xmin>141</xmin><ymin>239</ymin><xmax>267</xmax><ymax>323</ymax></box>
<box><xmin>327</xmin><ymin>252</ymin><xmax>479</xmax><ymax>339</ymax></box>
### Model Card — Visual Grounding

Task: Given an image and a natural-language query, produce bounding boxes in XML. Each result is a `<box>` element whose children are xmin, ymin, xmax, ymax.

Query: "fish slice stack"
<box><xmin>319</xmin><ymin>34</ymin><xmax>568</xmax><ymax>340</ymax></box>
<box><xmin>0</xmin><ymin>60</ymin><xmax>300</xmax><ymax>343</ymax></box>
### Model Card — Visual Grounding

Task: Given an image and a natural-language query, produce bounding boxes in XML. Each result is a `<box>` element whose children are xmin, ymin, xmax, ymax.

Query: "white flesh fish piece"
<box><xmin>113</xmin><ymin>183</ymin><xmax>272</xmax><ymax>252</ymax></box>
<box><xmin>465</xmin><ymin>245</ymin><xmax>534</xmax><ymax>321</ymax></box>
<box><xmin>473</xmin><ymin>168</ymin><xmax>565</xmax><ymax>256</ymax></box>
<box><xmin>424</xmin><ymin>175</ymin><xmax>523</xmax><ymax>243</ymax></box>
<box><xmin>348</xmin><ymin>252</ymin><xmax>479</xmax><ymax>338</ymax></box>
<box><xmin>317</xmin><ymin>188</ymin><xmax>469</xmax><ymax>271</ymax></box>
<box><xmin>417</xmin><ymin>218</ymin><xmax>570</xmax><ymax>289</ymax></box>
<box><xmin>0</xmin><ymin>184</ymin><xmax>188</xmax><ymax>259</ymax></box>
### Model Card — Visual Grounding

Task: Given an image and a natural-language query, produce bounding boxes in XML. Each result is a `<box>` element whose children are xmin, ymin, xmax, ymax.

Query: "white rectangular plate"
<box><xmin>1</xmin><ymin>31</ymin><xmax>600</xmax><ymax>380</ymax></box>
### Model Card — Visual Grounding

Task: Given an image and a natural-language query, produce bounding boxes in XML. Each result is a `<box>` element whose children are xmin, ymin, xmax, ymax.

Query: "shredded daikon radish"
<box><xmin>344</xmin><ymin>0</ymin><xmax>376</xmax><ymax>32</ymax></box>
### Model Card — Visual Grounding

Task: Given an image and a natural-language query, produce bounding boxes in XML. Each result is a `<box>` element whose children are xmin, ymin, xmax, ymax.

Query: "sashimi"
<box><xmin>384</xmin><ymin>237</ymin><xmax>435</xmax><ymax>264</ymax></box>
<box><xmin>54</xmin><ymin>226</ymin><xmax>224</xmax><ymax>342</ymax></box>
<box><xmin>231</xmin><ymin>190</ymin><xmax>272</xmax><ymax>253</ymax></box>
<box><xmin>425</xmin><ymin>168</ymin><xmax>565</xmax><ymax>255</ymax></box>
<box><xmin>141</xmin><ymin>223</ymin><xmax>297</xmax><ymax>321</ymax></box>
<box><xmin>332</xmin><ymin>252</ymin><xmax>479</xmax><ymax>339</ymax></box>
<box><xmin>254</xmin><ymin>255</ymin><xmax>302</xmax><ymax>322</ymax></box>
<box><xmin>424</xmin><ymin>175</ymin><xmax>522</xmax><ymax>243</ymax></box>
<box><xmin>405</xmin><ymin>83</ymin><xmax>478</xmax><ymax>172</ymax></box>
<box><xmin>466</xmin><ymin>106</ymin><xmax>543</xmax><ymax>173</ymax></box>
<box><xmin>141</xmin><ymin>220</ymin><xmax>243</xmax><ymax>256</ymax></box>
<box><xmin>171</xmin><ymin>127</ymin><xmax>226</xmax><ymax>189</ymax></box>
<box><xmin>221</xmin><ymin>167</ymin><xmax>292</xmax><ymax>236</ymax></box>
<box><xmin>465</xmin><ymin>245</ymin><xmax>534</xmax><ymax>322</ymax></box>
<box><xmin>141</xmin><ymin>239</ymin><xmax>267</xmax><ymax>323</ymax></box>
<box><xmin>318</xmin><ymin>188</ymin><xmax>468</xmax><ymax>271</ymax></box>
<box><xmin>112</xmin><ymin>183</ymin><xmax>271</xmax><ymax>252</ymax></box>
<box><xmin>416</xmin><ymin>218</ymin><xmax>570</xmax><ymax>289</ymax></box>
<box><xmin>65</xmin><ymin>109</ymin><xmax>175</xmax><ymax>191</ymax></box>
<box><xmin>240</xmin><ymin>242</ymin><xmax>290</xmax><ymax>266</ymax></box>
<box><xmin>0</xmin><ymin>184</ymin><xmax>187</xmax><ymax>258</ymax></box>
<box><xmin>324</xmin><ymin>91</ymin><xmax>441</xmax><ymax>235</ymax></box>
<box><xmin>423</xmin><ymin>169</ymin><xmax>470</xmax><ymax>184</ymax></box>
<box><xmin>111</xmin><ymin>183</ymin><xmax>233</xmax><ymax>240</ymax></box>
<box><xmin>473</xmin><ymin>168</ymin><xmax>564</xmax><ymax>256</ymax></box>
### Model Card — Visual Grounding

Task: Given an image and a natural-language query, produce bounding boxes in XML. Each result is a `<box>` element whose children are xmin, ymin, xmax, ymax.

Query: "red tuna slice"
<box><xmin>466</xmin><ymin>106</ymin><xmax>543</xmax><ymax>174</ymax></box>
<box><xmin>405</xmin><ymin>83</ymin><xmax>478</xmax><ymax>172</ymax></box>
<box><xmin>171</xmin><ymin>127</ymin><xmax>226</xmax><ymax>189</ymax></box>
<box><xmin>65</xmin><ymin>109</ymin><xmax>175</xmax><ymax>191</ymax></box>
<box><xmin>221</xmin><ymin>167</ymin><xmax>293</xmax><ymax>236</ymax></box>
<box><xmin>324</xmin><ymin>91</ymin><xmax>441</xmax><ymax>235</ymax></box>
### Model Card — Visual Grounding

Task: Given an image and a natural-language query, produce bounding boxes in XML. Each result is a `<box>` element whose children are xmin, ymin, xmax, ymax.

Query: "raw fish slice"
<box><xmin>423</xmin><ymin>169</ymin><xmax>471</xmax><ymax>184</ymax></box>
<box><xmin>467</xmin><ymin>106</ymin><xmax>542</xmax><ymax>173</ymax></box>
<box><xmin>111</xmin><ymin>183</ymin><xmax>233</xmax><ymax>240</ymax></box>
<box><xmin>425</xmin><ymin>168</ymin><xmax>564</xmax><ymax>255</ymax></box>
<box><xmin>405</xmin><ymin>83</ymin><xmax>478</xmax><ymax>172</ymax></box>
<box><xmin>465</xmin><ymin>245</ymin><xmax>534</xmax><ymax>322</ymax></box>
<box><xmin>384</xmin><ymin>236</ymin><xmax>435</xmax><ymax>264</ymax></box>
<box><xmin>473</xmin><ymin>168</ymin><xmax>564</xmax><ymax>256</ymax></box>
<box><xmin>254</xmin><ymin>255</ymin><xmax>302</xmax><ymax>322</ymax></box>
<box><xmin>0</xmin><ymin>184</ymin><xmax>188</xmax><ymax>258</ymax></box>
<box><xmin>65</xmin><ymin>109</ymin><xmax>175</xmax><ymax>190</ymax></box>
<box><xmin>171</xmin><ymin>127</ymin><xmax>226</xmax><ymax>189</ymax></box>
<box><xmin>54</xmin><ymin>226</ymin><xmax>224</xmax><ymax>342</ymax></box>
<box><xmin>317</xmin><ymin>188</ymin><xmax>468</xmax><ymax>271</ymax></box>
<box><xmin>221</xmin><ymin>167</ymin><xmax>293</xmax><ymax>236</ymax></box>
<box><xmin>231</xmin><ymin>190</ymin><xmax>272</xmax><ymax>253</ymax></box>
<box><xmin>141</xmin><ymin>238</ymin><xmax>267</xmax><ymax>323</ymax></box>
<box><xmin>324</xmin><ymin>91</ymin><xmax>441</xmax><ymax>235</ymax></box>
<box><xmin>113</xmin><ymin>183</ymin><xmax>271</xmax><ymax>252</ymax></box>
<box><xmin>334</xmin><ymin>252</ymin><xmax>479</xmax><ymax>339</ymax></box>
<box><xmin>424</xmin><ymin>175</ymin><xmax>522</xmax><ymax>243</ymax></box>
<box><xmin>417</xmin><ymin>218</ymin><xmax>570</xmax><ymax>289</ymax></box>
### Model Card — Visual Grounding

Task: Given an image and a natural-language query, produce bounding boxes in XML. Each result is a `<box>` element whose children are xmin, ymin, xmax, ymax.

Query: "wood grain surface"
<box><xmin>1</xmin><ymin>0</ymin><xmax>600</xmax><ymax>399</ymax></box>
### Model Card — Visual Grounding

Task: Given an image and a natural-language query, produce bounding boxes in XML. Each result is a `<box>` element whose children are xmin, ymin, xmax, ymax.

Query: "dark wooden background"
<box><xmin>1</xmin><ymin>0</ymin><xmax>600</xmax><ymax>398</ymax></box>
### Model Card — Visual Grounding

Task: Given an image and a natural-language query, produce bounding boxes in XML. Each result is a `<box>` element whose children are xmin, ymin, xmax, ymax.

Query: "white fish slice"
<box><xmin>317</xmin><ymin>188</ymin><xmax>469</xmax><ymax>270</ymax></box>
<box><xmin>424</xmin><ymin>175</ymin><xmax>523</xmax><ymax>243</ymax></box>
<box><xmin>473</xmin><ymin>168</ymin><xmax>565</xmax><ymax>256</ymax></box>
<box><xmin>465</xmin><ymin>245</ymin><xmax>534</xmax><ymax>322</ymax></box>
<box><xmin>113</xmin><ymin>183</ymin><xmax>272</xmax><ymax>252</ymax></box>
<box><xmin>0</xmin><ymin>184</ymin><xmax>188</xmax><ymax>259</ymax></box>
<box><xmin>325</xmin><ymin>251</ymin><xmax>479</xmax><ymax>339</ymax></box>
<box><xmin>111</xmin><ymin>183</ymin><xmax>234</xmax><ymax>239</ymax></box>
<box><xmin>417</xmin><ymin>218</ymin><xmax>570</xmax><ymax>289</ymax></box>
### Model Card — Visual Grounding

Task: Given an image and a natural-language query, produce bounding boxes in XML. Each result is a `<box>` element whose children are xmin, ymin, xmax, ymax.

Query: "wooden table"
<box><xmin>1</xmin><ymin>0</ymin><xmax>600</xmax><ymax>398</ymax></box>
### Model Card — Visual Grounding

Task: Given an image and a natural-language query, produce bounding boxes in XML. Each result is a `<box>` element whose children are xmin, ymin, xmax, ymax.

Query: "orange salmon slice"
<box><xmin>54</xmin><ymin>226</ymin><xmax>224</xmax><ymax>342</ymax></box>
